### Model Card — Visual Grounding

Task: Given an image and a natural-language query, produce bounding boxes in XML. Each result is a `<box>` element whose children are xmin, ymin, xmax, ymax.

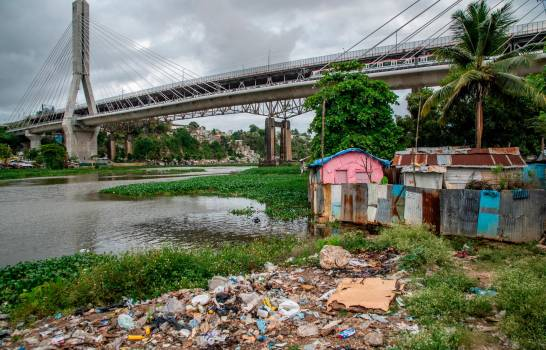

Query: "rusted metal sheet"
<box><xmin>391</xmin><ymin>184</ymin><xmax>406</xmax><ymax>224</ymax></box>
<box><xmin>321</xmin><ymin>184</ymin><xmax>332</xmax><ymax>221</ymax></box>
<box><xmin>367</xmin><ymin>184</ymin><xmax>378</xmax><ymax>222</ymax></box>
<box><xmin>422</xmin><ymin>190</ymin><xmax>440</xmax><ymax>232</ymax></box>
<box><xmin>314</xmin><ymin>184</ymin><xmax>322</xmax><ymax>215</ymax></box>
<box><xmin>376</xmin><ymin>185</ymin><xmax>391</xmax><ymax>224</ymax></box>
<box><xmin>440</xmin><ymin>189</ymin><xmax>480</xmax><ymax>237</ymax></box>
<box><xmin>341</xmin><ymin>184</ymin><xmax>355</xmax><ymax>222</ymax></box>
<box><xmin>404</xmin><ymin>189</ymin><xmax>423</xmax><ymax>225</ymax></box>
<box><xmin>499</xmin><ymin>189</ymin><xmax>546</xmax><ymax>242</ymax></box>
<box><xmin>353</xmin><ymin>184</ymin><xmax>368</xmax><ymax>224</ymax></box>
<box><xmin>331</xmin><ymin>184</ymin><xmax>342</xmax><ymax>220</ymax></box>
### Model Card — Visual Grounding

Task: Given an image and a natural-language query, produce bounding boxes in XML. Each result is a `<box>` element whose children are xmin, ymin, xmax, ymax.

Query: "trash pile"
<box><xmin>2</xmin><ymin>245</ymin><xmax>421</xmax><ymax>349</ymax></box>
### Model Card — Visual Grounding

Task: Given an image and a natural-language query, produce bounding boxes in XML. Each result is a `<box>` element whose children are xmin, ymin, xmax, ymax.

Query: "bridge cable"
<box><xmin>315</xmin><ymin>0</ymin><xmax>424</xmax><ymax>73</ymax></box>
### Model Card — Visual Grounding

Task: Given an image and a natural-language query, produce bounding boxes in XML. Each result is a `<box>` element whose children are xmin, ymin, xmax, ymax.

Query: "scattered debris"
<box><xmin>327</xmin><ymin>278</ymin><xmax>399</xmax><ymax>312</ymax></box>
<box><xmin>1</xmin><ymin>249</ymin><xmax>422</xmax><ymax>349</ymax></box>
<box><xmin>319</xmin><ymin>245</ymin><xmax>352</xmax><ymax>269</ymax></box>
<box><xmin>469</xmin><ymin>287</ymin><xmax>497</xmax><ymax>297</ymax></box>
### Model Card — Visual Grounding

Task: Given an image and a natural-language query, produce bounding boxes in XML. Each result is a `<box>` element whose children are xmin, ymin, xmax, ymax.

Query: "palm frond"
<box><xmin>491</xmin><ymin>54</ymin><xmax>534</xmax><ymax>73</ymax></box>
<box><xmin>434</xmin><ymin>47</ymin><xmax>473</xmax><ymax>67</ymax></box>
<box><xmin>495</xmin><ymin>72</ymin><xmax>546</xmax><ymax>108</ymax></box>
<box><xmin>442</xmin><ymin>69</ymin><xmax>491</xmax><ymax>111</ymax></box>
<box><xmin>421</xmin><ymin>80</ymin><xmax>457</xmax><ymax>117</ymax></box>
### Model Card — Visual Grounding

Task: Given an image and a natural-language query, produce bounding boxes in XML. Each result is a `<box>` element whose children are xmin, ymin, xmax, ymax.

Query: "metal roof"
<box><xmin>392</xmin><ymin>147</ymin><xmax>527</xmax><ymax>168</ymax></box>
<box><xmin>308</xmin><ymin>148</ymin><xmax>391</xmax><ymax>168</ymax></box>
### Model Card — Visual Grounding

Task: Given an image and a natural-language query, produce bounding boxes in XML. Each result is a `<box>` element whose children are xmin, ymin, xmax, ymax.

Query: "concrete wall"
<box><xmin>309</xmin><ymin>183</ymin><xmax>546</xmax><ymax>243</ymax></box>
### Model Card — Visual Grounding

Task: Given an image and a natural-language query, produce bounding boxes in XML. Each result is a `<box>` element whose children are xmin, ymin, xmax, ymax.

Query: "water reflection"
<box><xmin>0</xmin><ymin>167</ymin><xmax>308</xmax><ymax>267</ymax></box>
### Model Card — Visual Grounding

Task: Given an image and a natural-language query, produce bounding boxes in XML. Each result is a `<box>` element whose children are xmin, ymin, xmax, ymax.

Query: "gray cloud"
<box><xmin>0</xmin><ymin>0</ymin><xmax>539</xmax><ymax>131</ymax></box>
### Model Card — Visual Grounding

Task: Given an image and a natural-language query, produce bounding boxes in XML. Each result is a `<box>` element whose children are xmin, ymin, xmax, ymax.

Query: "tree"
<box><xmin>531</xmin><ymin>113</ymin><xmax>546</xmax><ymax>159</ymax></box>
<box><xmin>0</xmin><ymin>143</ymin><xmax>12</xmax><ymax>165</ymax></box>
<box><xmin>422</xmin><ymin>0</ymin><xmax>546</xmax><ymax>148</ymax></box>
<box><xmin>397</xmin><ymin>88</ymin><xmax>543</xmax><ymax>155</ymax></box>
<box><xmin>305</xmin><ymin>60</ymin><xmax>401</xmax><ymax>159</ymax></box>
<box><xmin>40</xmin><ymin>143</ymin><xmax>66</xmax><ymax>169</ymax></box>
<box><xmin>133</xmin><ymin>136</ymin><xmax>161</xmax><ymax>160</ymax></box>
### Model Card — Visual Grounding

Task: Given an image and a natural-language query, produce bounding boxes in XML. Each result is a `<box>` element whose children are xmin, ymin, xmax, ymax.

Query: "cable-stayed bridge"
<box><xmin>4</xmin><ymin>0</ymin><xmax>546</xmax><ymax>162</ymax></box>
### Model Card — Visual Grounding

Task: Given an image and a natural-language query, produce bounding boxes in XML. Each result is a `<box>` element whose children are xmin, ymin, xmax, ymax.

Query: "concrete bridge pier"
<box><xmin>265</xmin><ymin>117</ymin><xmax>276</xmax><ymax>164</ymax></box>
<box><xmin>280</xmin><ymin>119</ymin><xmax>292</xmax><ymax>162</ymax></box>
<box><xmin>24</xmin><ymin>131</ymin><xmax>43</xmax><ymax>149</ymax></box>
<box><xmin>63</xmin><ymin>123</ymin><xmax>99</xmax><ymax>161</ymax></box>
<box><xmin>108</xmin><ymin>135</ymin><xmax>116</xmax><ymax>161</ymax></box>
<box><xmin>124</xmin><ymin>135</ymin><xmax>133</xmax><ymax>158</ymax></box>
<box><xmin>264</xmin><ymin>117</ymin><xmax>292</xmax><ymax>164</ymax></box>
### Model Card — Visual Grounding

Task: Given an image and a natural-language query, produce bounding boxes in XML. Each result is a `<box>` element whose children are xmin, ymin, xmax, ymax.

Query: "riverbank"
<box><xmin>1</xmin><ymin>226</ymin><xmax>544</xmax><ymax>348</ymax></box>
<box><xmin>0</xmin><ymin>166</ymin><xmax>205</xmax><ymax>181</ymax></box>
<box><xmin>101</xmin><ymin>166</ymin><xmax>308</xmax><ymax>220</ymax></box>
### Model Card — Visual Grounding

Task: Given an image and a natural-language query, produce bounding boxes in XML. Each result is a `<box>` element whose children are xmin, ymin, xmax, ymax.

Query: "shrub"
<box><xmin>495</xmin><ymin>257</ymin><xmax>546</xmax><ymax>349</ymax></box>
<box><xmin>374</xmin><ymin>225</ymin><xmax>452</xmax><ymax>270</ymax></box>
<box><xmin>40</xmin><ymin>143</ymin><xmax>66</xmax><ymax>169</ymax></box>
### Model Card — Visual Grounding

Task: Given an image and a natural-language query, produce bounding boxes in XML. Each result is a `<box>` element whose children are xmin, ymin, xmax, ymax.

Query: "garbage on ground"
<box><xmin>469</xmin><ymin>287</ymin><xmax>497</xmax><ymax>297</ymax></box>
<box><xmin>338</xmin><ymin>327</ymin><xmax>356</xmax><ymax>339</ymax></box>
<box><xmin>2</xmin><ymin>248</ymin><xmax>422</xmax><ymax>349</ymax></box>
<box><xmin>319</xmin><ymin>245</ymin><xmax>352</xmax><ymax>269</ymax></box>
<box><xmin>327</xmin><ymin>277</ymin><xmax>399</xmax><ymax>312</ymax></box>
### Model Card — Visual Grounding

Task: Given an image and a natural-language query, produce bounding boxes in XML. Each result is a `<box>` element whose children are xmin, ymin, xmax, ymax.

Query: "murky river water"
<box><xmin>0</xmin><ymin>167</ymin><xmax>308</xmax><ymax>267</ymax></box>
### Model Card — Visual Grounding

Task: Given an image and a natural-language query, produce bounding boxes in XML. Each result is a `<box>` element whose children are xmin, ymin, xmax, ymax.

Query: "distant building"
<box><xmin>308</xmin><ymin>148</ymin><xmax>391</xmax><ymax>185</ymax></box>
<box><xmin>391</xmin><ymin>147</ymin><xmax>527</xmax><ymax>189</ymax></box>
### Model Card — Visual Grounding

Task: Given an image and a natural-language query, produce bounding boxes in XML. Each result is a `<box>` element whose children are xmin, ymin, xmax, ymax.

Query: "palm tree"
<box><xmin>422</xmin><ymin>0</ymin><xmax>546</xmax><ymax>148</ymax></box>
<box><xmin>531</xmin><ymin>113</ymin><xmax>546</xmax><ymax>160</ymax></box>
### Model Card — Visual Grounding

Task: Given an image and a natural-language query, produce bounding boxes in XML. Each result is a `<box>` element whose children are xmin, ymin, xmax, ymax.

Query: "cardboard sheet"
<box><xmin>327</xmin><ymin>277</ymin><xmax>398</xmax><ymax>312</ymax></box>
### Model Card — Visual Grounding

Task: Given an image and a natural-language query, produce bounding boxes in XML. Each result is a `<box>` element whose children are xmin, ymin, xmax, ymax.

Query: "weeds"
<box><xmin>101</xmin><ymin>166</ymin><xmax>308</xmax><ymax>220</ymax></box>
<box><xmin>229</xmin><ymin>206</ymin><xmax>256</xmax><ymax>216</ymax></box>
<box><xmin>495</xmin><ymin>257</ymin><xmax>546</xmax><ymax>349</ymax></box>
<box><xmin>9</xmin><ymin>237</ymin><xmax>300</xmax><ymax>321</ymax></box>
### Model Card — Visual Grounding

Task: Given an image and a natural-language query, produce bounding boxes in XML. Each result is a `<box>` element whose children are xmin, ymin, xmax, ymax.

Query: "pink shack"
<box><xmin>308</xmin><ymin>148</ymin><xmax>391</xmax><ymax>185</ymax></box>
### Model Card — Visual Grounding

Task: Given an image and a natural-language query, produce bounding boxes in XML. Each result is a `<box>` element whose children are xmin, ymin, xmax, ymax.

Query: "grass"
<box><xmin>7</xmin><ymin>236</ymin><xmax>301</xmax><ymax>321</ymax></box>
<box><xmin>230</xmin><ymin>206</ymin><xmax>256</xmax><ymax>216</ymax></box>
<box><xmin>101</xmin><ymin>166</ymin><xmax>309</xmax><ymax>220</ymax></box>
<box><xmin>0</xmin><ymin>166</ymin><xmax>205</xmax><ymax>180</ymax></box>
<box><xmin>2</xmin><ymin>224</ymin><xmax>544</xmax><ymax>349</ymax></box>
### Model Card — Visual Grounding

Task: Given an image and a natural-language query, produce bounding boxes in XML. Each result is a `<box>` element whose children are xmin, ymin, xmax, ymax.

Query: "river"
<box><xmin>0</xmin><ymin>167</ymin><xmax>308</xmax><ymax>267</ymax></box>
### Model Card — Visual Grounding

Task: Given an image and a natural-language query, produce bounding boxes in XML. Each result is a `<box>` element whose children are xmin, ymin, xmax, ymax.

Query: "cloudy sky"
<box><xmin>0</xmin><ymin>0</ymin><xmax>541</xmax><ymax>132</ymax></box>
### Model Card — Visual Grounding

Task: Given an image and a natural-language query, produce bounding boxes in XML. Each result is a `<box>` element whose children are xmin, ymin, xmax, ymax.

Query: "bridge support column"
<box><xmin>125</xmin><ymin>135</ymin><xmax>133</xmax><ymax>158</ymax></box>
<box><xmin>108</xmin><ymin>135</ymin><xmax>116</xmax><ymax>161</ymax></box>
<box><xmin>280</xmin><ymin>120</ymin><xmax>292</xmax><ymax>162</ymax></box>
<box><xmin>24</xmin><ymin>131</ymin><xmax>43</xmax><ymax>150</ymax></box>
<box><xmin>62</xmin><ymin>0</ymin><xmax>98</xmax><ymax>162</ymax></box>
<box><xmin>63</xmin><ymin>125</ymin><xmax>99</xmax><ymax>161</ymax></box>
<box><xmin>265</xmin><ymin>117</ymin><xmax>276</xmax><ymax>164</ymax></box>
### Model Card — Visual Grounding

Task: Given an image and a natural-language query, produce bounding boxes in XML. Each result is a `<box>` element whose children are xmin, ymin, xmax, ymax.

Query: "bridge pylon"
<box><xmin>61</xmin><ymin>0</ymin><xmax>98</xmax><ymax>161</ymax></box>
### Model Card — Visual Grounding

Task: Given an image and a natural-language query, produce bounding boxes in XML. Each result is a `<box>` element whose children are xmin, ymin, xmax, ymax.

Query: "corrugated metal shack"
<box><xmin>309</xmin><ymin>183</ymin><xmax>546</xmax><ymax>243</ymax></box>
<box><xmin>524</xmin><ymin>162</ymin><xmax>546</xmax><ymax>189</ymax></box>
<box><xmin>392</xmin><ymin>147</ymin><xmax>527</xmax><ymax>189</ymax></box>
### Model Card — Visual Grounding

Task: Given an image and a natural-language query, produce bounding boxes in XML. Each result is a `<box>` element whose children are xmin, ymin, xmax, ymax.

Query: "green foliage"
<box><xmin>422</xmin><ymin>1</ymin><xmax>546</xmax><ymax>148</ymax></box>
<box><xmin>305</xmin><ymin>60</ymin><xmax>402</xmax><ymax>160</ymax></box>
<box><xmin>230</xmin><ymin>206</ymin><xmax>256</xmax><ymax>216</ymax></box>
<box><xmin>0</xmin><ymin>253</ymin><xmax>110</xmax><ymax>307</ymax></box>
<box><xmin>495</xmin><ymin>257</ymin><xmax>546</xmax><ymax>349</ymax></box>
<box><xmin>40</xmin><ymin>143</ymin><xmax>66</xmax><ymax>169</ymax></box>
<box><xmin>102</xmin><ymin>166</ymin><xmax>308</xmax><ymax>220</ymax></box>
<box><xmin>396</xmin><ymin>325</ymin><xmax>469</xmax><ymax>350</ymax></box>
<box><xmin>9</xmin><ymin>237</ymin><xmax>300</xmax><ymax>320</ymax></box>
<box><xmin>398</xmin><ymin>87</ymin><xmax>545</xmax><ymax>155</ymax></box>
<box><xmin>0</xmin><ymin>143</ymin><xmax>12</xmax><ymax>162</ymax></box>
<box><xmin>374</xmin><ymin>225</ymin><xmax>452</xmax><ymax>270</ymax></box>
<box><xmin>133</xmin><ymin>135</ymin><xmax>161</xmax><ymax>160</ymax></box>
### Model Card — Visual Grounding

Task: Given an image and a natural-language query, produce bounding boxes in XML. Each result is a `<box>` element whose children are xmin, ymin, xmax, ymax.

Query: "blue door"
<box><xmin>477</xmin><ymin>190</ymin><xmax>500</xmax><ymax>238</ymax></box>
